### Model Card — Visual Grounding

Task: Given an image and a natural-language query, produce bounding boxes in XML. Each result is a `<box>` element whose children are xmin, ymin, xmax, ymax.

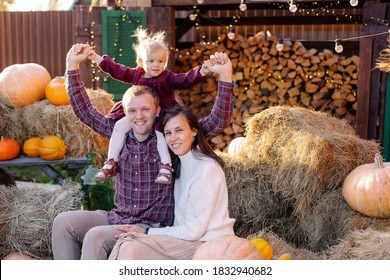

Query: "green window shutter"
<box><xmin>383</xmin><ymin>74</ymin><xmax>390</xmax><ymax>161</ymax></box>
<box><xmin>101</xmin><ymin>10</ymin><xmax>146</xmax><ymax>101</ymax></box>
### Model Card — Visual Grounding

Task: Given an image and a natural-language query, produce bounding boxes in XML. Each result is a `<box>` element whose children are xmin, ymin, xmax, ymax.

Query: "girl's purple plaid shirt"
<box><xmin>66</xmin><ymin>70</ymin><xmax>234</xmax><ymax>227</ymax></box>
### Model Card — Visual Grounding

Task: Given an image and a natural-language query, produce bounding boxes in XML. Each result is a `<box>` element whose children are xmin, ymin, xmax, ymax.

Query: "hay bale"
<box><xmin>298</xmin><ymin>190</ymin><xmax>356</xmax><ymax>251</ymax></box>
<box><xmin>0</xmin><ymin>102</ymin><xmax>24</xmax><ymax>141</ymax></box>
<box><xmin>0</xmin><ymin>180</ymin><xmax>83</xmax><ymax>259</ymax></box>
<box><xmin>221</xmin><ymin>153</ymin><xmax>309</xmax><ymax>246</ymax></box>
<box><xmin>221</xmin><ymin>153</ymin><xmax>291</xmax><ymax>237</ymax></box>
<box><xmin>247</xmin><ymin>230</ymin><xmax>325</xmax><ymax>260</ymax></box>
<box><xmin>17</xmin><ymin>88</ymin><xmax>114</xmax><ymax>165</ymax></box>
<box><xmin>242</xmin><ymin>106</ymin><xmax>380</xmax><ymax>217</ymax></box>
<box><xmin>328</xmin><ymin>227</ymin><xmax>390</xmax><ymax>259</ymax></box>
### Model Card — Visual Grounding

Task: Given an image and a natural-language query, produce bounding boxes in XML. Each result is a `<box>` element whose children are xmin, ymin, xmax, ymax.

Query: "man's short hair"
<box><xmin>122</xmin><ymin>85</ymin><xmax>160</xmax><ymax>112</ymax></box>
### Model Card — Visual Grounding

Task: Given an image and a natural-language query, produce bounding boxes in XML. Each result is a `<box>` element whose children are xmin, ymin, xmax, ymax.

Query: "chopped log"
<box><xmin>174</xmin><ymin>34</ymin><xmax>359</xmax><ymax>150</ymax></box>
<box><xmin>306</xmin><ymin>83</ymin><xmax>320</xmax><ymax>94</ymax></box>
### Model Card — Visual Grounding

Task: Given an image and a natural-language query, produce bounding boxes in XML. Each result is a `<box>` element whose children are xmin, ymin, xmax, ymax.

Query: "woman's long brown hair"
<box><xmin>159</xmin><ymin>105</ymin><xmax>225</xmax><ymax>179</ymax></box>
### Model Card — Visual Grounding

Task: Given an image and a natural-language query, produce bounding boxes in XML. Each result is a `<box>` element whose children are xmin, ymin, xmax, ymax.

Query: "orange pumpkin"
<box><xmin>0</xmin><ymin>136</ymin><xmax>20</xmax><ymax>161</ymax></box>
<box><xmin>23</xmin><ymin>137</ymin><xmax>42</xmax><ymax>157</ymax></box>
<box><xmin>250</xmin><ymin>238</ymin><xmax>273</xmax><ymax>260</ymax></box>
<box><xmin>45</xmin><ymin>76</ymin><xmax>70</xmax><ymax>106</ymax></box>
<box><xmin>342</xmin><ymin>153</ymin><xmax>390</xmax><ymax>218</ymax></box>
<box><xmin>38</xmin><ymin>135</ymin><xmax>67</xmax><ymax>160</ymax></box>
<box><xmin>0</xmin><ymin>63</ymin><xmax>51</xmax><ymax>107</ymax></box>
<box><xmin>277</xmin><ymin>253</ymin><xmax>292</xmax><ymax>260</ymax></box>
<box><xmin>192</xmin><ymin>235</ymin><xmax>263</xmax><ymax>260</ymax></box>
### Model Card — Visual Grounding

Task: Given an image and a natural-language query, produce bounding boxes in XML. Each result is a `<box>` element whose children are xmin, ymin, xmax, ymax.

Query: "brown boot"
<box><xmin>155</xmin><ymin>163</ymin><xmax>174</xmax><ymax>185</ymax></box>
<box><xmin>95</xmin><ymin>158</ymin><xmax>119</xmax><ymax>179</ymax></box>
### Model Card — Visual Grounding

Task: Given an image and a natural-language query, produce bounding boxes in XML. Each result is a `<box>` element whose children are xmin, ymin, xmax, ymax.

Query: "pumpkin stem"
<box><xmin>374</xmin><ymin>153</ymin><xmax>385</xmax><ymax>169</ymax></box>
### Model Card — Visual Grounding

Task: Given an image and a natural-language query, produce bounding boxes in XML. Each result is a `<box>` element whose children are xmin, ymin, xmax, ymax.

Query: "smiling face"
<box><xmin>163</xmin><ymin>114</ymin><xmax>197</xmax><ymax>156</ymax></box>
<box><xmin>141</xmin><ymin>48</ymin><xmax>167</xmax><ymax>78</ymax></box>
<box><xmin>123</xmin><ymin>91</ymin><xmax>161</xmax><ymax>142</ymax></box>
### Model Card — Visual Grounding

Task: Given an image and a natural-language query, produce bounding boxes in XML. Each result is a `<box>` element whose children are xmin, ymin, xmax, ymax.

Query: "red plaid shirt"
<box><xmin>66</xmin><ymin>70</ymin><xmax>234</xmax><ymax>226</ymax></box>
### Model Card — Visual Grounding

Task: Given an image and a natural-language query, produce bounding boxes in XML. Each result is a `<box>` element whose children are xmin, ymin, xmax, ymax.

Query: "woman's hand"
<box><xmin>114</xmin><ymin>224</ymin><xmax>145</xmax><ymax>238</ymax></box>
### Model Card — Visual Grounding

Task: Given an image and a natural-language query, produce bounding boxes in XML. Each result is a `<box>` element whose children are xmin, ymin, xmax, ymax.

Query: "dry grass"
<box><xmin>376</xmin><ymin>35</ymin><xmax>390</xmax><ymax>73</ymax></box>
<box><xmin>0</xmin><ymin>181</ymin><xmax>83</xmax><ymax>259</ymax></box>
<box><xmin>328</xmin><ymin>227</ymin><xmax>390</xmax><ymax>259</ymax></box>
<box><xmin>242</xmin><ymin>106</ymin><xmax>380</xmax><ymax>217</ymax></box>
<box><xmin>0</xmin><ymin>102</ymin><xmax>24</xmax><ymax>140</ymax></box>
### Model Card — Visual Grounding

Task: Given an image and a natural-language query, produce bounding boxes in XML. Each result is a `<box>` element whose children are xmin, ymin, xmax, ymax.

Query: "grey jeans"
<box><xmin>51</xmin><ymin>210</ymin><xmax>158</xmax><ymax>260</ymax></box>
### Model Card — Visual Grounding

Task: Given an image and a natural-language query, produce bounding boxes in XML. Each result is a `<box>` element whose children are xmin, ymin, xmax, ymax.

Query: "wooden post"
<box><xmin>75</xmin><ymin>5</ymin><xmax>105</xmax><ymax>89</ymax></box>
<box><xmin>355</xmin><ymin>2</ymin><xmax>389</xmax><ymax>141</ymax></box>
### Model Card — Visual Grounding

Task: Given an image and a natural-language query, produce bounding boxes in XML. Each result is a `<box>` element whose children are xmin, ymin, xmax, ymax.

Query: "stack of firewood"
<box><xmin>174</xmin><ymin>33</ymin><xmax>359</xmax><ymax>150</ymax></box>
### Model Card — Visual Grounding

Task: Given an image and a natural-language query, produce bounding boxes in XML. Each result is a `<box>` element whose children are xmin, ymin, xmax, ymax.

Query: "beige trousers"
<box><xmin>109</xmin><ymin>232</ymin><xmax>204</xmax><ymax>260</ymax></box>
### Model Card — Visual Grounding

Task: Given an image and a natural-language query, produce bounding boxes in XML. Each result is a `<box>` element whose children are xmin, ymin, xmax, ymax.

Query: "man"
<box><xmin>51</xmin><ymin>43</ymin><xmax>234</xmax><ymax>259</ymax></box>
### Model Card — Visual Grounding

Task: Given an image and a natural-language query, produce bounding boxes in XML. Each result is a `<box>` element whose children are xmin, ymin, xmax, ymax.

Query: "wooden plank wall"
<box><xmin>0</xmin><ymin>10</ymin><xmax>75</xmax><ymax>78</ymax></box>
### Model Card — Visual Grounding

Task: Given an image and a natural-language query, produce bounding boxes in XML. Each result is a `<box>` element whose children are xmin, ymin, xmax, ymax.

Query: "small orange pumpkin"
<box><xmin>38</xmin><ymin>135</ymin><xmax>67</xmax><ymax>160</ymax></box>
<box><xmin>277</xmin><ymin>253</ymin><xmax>292</xmax><ymax>260</ymax></box>
<box><xmin>0</xmin><ymin>136</ymin><xmax>20</xmax><ymax>161</ymax></box>
<box><xmin>342</xmin><ymin>153</ymin><xmax>390</xmax><ymax>218</ymax></box>
<box><xmin>23</xmin><ymin>137</ymin><xmax>42</xmax><ymax>157</ymax></box>
<box><xmin>192</xmin><ymin>235</ymin><xmax>263</xmax><ymax>260</ymax></box>
<box><xmin>250</xmin><ymin>238</ymin><xmax>273</xmax><ymax>260</ymax></box>
<box><xmin>45</xmin><ymin>76</ymin><xmax>69</xmax><ymax>106</ymax></box>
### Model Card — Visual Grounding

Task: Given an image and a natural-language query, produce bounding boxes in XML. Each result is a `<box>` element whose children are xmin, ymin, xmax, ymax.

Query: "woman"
<box><xmin>109</xmin><ymin>105</ymin><xmax>235</xmax><ymax>260</ymax></box>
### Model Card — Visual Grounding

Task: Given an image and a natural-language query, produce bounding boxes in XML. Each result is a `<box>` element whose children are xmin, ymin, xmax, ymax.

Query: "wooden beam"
<box><xmin>152</xmin><ymin>0</ymin><xmax>362</xmax><ymax>6</ymax></box>
<box><xmin>176</xmin><ymin>15</ymin><xmax>362</xmax><ymax>28</ymax></box>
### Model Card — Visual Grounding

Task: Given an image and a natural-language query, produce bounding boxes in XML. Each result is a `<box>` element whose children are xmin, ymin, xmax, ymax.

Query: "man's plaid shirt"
<box><xmin>66</xmin><ymin>70</ymin><xmax>234</xmax><ymax>227</ymax></box>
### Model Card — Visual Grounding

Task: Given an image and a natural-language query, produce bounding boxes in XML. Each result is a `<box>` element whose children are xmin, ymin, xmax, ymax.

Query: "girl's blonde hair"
<box><xmin>132</xmin><ymin>27</ymin><xmax>169</xmax><ymax>68</ymax></box>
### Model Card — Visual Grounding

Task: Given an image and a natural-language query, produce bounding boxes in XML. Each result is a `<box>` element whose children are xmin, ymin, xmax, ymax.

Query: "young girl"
<box><xmin>89</xmin><ymin>27</ymin><xmax>210</xmax><ymax>184</ymax></box>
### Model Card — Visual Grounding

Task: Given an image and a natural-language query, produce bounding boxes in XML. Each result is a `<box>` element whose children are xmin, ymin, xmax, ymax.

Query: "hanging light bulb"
<box><xmin>350</xmin><ymin>0</ymin><xmax>358</xmax><ymax>7</ymax></box>
<box><xmin>228</xmin><ymin>27</ymin><xmax>235</xmax><ymax>40</ymax></box>
<box><xmin>276</xmin><ymin>41</ymin><xmax>284</xmax><ymax>52</ymax></box>
<box><xmin>289</xmin><ymin>1</ymin><xmax>297</xmax><ymax>13</ymax></box>
<box><xmin>239</xmin><ymin>0</ymin><xmax>247</xmax><ymax>12</ymax></box>
<box><xmin>266</xmin><ymin>30</ymin><xmax>272</xmax><ymax>41</ymax></box>
<box><xmin>197</xmin><ymin>0</ymin><xmax>204</xmax><ymax>4</ymax></box>
<box><xmin>334</xmin><ymin>38</ymin><xmax>343</xmax><ymax>53</ymax></box>
<box><xmin>189</xmin><ymin>13</ymin><xmax>197</xmax><ymax>21</ymax></box>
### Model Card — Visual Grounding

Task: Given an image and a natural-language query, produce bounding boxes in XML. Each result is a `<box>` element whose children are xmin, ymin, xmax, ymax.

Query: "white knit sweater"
<box><xmin>148</xmin><ymin>150</ymin><xmax>235</xmax><ymax>241</ymax></box>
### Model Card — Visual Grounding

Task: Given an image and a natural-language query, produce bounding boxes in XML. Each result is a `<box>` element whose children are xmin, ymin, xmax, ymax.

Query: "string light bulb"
<box><xmin>197</xmin><ymin>0</ymin><xmax>204</xmax><ymax>4</ymax></box>
<box><xmin>350</xmin><ymin>0</ymin><xmax>358</xmax><ymax>7</ymax></box>
<box><xmin>239</xmin><ymin>0</ymin><xmax>247</xmax><ymax>12</ymax></box>
<box><xmin>334</xmin><ymin>38</ymin><xmax>343</xmax><ymax>53</ymax></box>
<box><xmin>276</xmin><ymin>41</ymin><xmax>284</xmax><ymax>52</ymax></box>
<box><xmin>289</xmin><ymin>1</ymin><xmax>297</xmax><ymax>13</ymax></box>
<box><xmin>228</xmin><ymin>27</ymin><xmax>235</xmax><ymax>40</ymax></box>
<box><xmin>189</xmin><ymin>13</ymin><xmax>197</xmax><ymax>21</ymax></box>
